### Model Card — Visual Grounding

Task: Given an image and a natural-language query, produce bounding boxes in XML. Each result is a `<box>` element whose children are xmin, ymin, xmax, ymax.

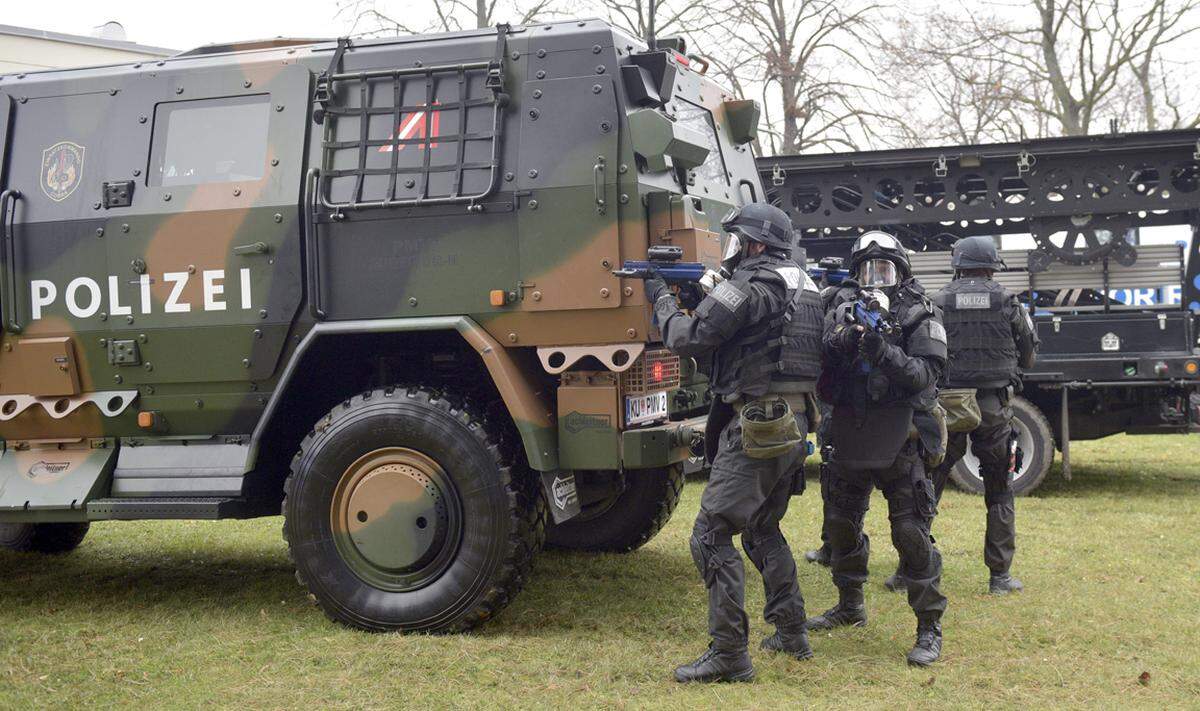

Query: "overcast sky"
<box><xmin>4</xmin><ymin>1</ymin><xmax>370</xmax><ymax>51</ymax></box>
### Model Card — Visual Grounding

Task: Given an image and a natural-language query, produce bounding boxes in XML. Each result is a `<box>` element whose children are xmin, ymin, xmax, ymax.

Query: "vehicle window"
<box><xmin>675</xmin><ymin>99</ymin><xmax>728</xmax><ymax>186</ymax></box>
<box><xmin>148</xmin><ymin>95</ymin><xmax>270</xmax><ymax>187</ymax></box>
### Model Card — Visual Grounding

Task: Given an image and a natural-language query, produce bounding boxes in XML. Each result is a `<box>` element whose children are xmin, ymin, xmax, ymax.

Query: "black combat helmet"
<box><xmin>721</xmin><ymin>203</ymin><xmax>795</xmax><ymax>251</ymax></box>
<box><xmin>847</xmin><ymin>230</ymin><xmax>910</xmax><ymax>287</ymax></box>
<box><xmin>951</xmin><ymin>235</ymin><xmax>1006</xmax><ymax>271</ymax></box>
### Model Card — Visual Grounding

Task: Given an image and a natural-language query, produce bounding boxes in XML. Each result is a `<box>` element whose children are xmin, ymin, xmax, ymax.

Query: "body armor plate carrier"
<box><xmin>934</xmin><ymin>278</ymin><xmax>1018</xmax><ymax>388</ymax></box>
<box><xmin>736</xmin><ymin>264</ymin><xmax>824</xmax><ymax>394</ymax></box>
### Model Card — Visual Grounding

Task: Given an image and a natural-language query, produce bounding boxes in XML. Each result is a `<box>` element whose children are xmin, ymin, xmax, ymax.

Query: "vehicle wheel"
<box><xmin>282</xmin><ymin>385</ymin><xmax>543</xmax><ymax>632</ymax></box>
<box><xmin>951</xmin><ymin>395</ymin><xmax>1054</xmax><ymax>496</ymax></box>
<box><xmin>0</xmin><ymin>522</ymin><xmax>90</xmax><ymax>554</ymax></box>
<box><xmin>545</xmin><ymin>465</ymin><xmax>684</xmax><ymax>552</ymax></box>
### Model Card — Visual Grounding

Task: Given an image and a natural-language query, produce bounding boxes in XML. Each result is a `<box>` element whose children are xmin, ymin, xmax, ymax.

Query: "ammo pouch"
<box><xmin>938</xmin><ymin>388</ymin><xmax>982</xmax><ymax>433</ymax></box>
<box><xmin>739</xmin><ymin>397</ymin><xmax>804</xmax><ymax>460</ymax></box>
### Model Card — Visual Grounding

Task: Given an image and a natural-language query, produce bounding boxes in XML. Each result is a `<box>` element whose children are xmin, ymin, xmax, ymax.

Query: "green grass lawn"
<box><xmin>2</xmin><ymin>434</ymin><xmax>1198</xmax><ymax>709</ymax></box>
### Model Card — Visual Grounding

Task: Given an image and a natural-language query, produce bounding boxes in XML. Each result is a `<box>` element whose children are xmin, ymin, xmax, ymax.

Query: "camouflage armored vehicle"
<box><xmin>0</xmin><ymin>20</ymin><xmax>763</xmax><ymax>631</ymax></box>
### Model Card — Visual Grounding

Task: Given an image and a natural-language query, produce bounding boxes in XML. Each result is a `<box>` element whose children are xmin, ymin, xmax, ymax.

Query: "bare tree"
<box><xmin>339</xmin><ymin>0</ymin><xmax>566</xmax><ymax>36</ymax></box>
<box><xmin>901</xmin><ymin>0</ymin><xmax>1200</xmax><ymax>138</ymax></box>
<box><xmin>881</xmin><ymin>14</ymin><xmax>1041</xmax><ymax>146</ymax></box>
<box><xmin>590</xmin><ymin>0</ymin><xmax>710</xmax><ymax>47</ymax></box>
<box><xmin>708</xmin><ymin>0</ymin><xmax>891</xmax><ymax>154</ymax></box>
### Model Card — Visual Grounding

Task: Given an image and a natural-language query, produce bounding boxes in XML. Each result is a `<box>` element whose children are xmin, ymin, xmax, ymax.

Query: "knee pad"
<box><xmin>690</xmin><ymin>522</ymin><xmax>735</xmax><ymax>587</ymax></box>
<box><xmin>890</xmin><ymin>515</ymin><xmax>933</xmax><ymax>573</ymax></box>
<box><xmin>741</xmin><ymin>528</ymin><xmax>786</xmax><ymax>569</ymax></box>
<box><xmin>982</xmin><ymin>466</ymin><xmax>1014</xmax><ymax>504</ymax></box>
<box><xmin>824</xmin><ymin>508</ymin><xmax>863</xmax><ymax>552</ymax></box>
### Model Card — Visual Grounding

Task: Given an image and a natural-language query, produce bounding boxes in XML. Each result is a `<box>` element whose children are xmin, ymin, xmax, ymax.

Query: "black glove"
<box><xmin>837</xmin><ymin>325</ymin><xmax>863</xmax><ymax>354</ymax></box>
<box><xmin>644</xmin><ymin>274</ymin><xmax>670</xmax><ymax>303</ymax></box>
<box><xmin>861</xmin><ymin>329</ymin><xmax>886</xmax><ymax>362</ymax></box>
<box><xmin>676</xmin><ymin>282</ymin><xmax>705</xmax><ymax>311</ymax></box>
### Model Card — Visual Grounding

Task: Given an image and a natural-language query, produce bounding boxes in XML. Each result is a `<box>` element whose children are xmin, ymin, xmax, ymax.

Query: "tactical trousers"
<box><xmin>821</xmin><ymin>443</ymin><xmax>947</xmax><ymax>620</ymax></box>
<box><xmin>691</xmin><ymin>415</ymin><xmax>808</xmax><ymax>652</ymax></box>
<box><xmin>931</xmin><ymin>387</ymin><xmax>1016</xmax><ymax>575</ymax></box>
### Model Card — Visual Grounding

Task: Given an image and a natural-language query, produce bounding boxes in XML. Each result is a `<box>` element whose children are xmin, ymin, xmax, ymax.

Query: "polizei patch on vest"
<box><xmin>710</xmin><ymin>281</ymin><xmax>748</xmax><ymax>311</ymax></box>
<box><xmin>955</xmin><ymin>292</ymin><xmax>991</xmax><ymax>309</ymax></box>
<box><xmin>41</xmin><ymin>141</ymin><xmax>86</xmax><ymax>202</ymax></box>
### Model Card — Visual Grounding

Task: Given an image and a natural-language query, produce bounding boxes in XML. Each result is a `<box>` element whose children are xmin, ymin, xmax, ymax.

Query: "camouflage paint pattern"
<box><xmin>0</xmin><ymin>19</ymin><xmax>763</xmax><ymax>519</ymax></box>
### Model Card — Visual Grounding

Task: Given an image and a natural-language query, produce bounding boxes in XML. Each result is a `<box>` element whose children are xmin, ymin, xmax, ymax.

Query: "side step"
<box><xmin>86</xmin><ymin>497</ymin><xmax>266</xmax><ymax>521</ymax></box>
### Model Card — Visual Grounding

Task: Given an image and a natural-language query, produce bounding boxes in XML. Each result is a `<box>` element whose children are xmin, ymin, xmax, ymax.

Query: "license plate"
<box><xmin>626</xmin><ymin>390</ymin><xmax>669</xmax><ymax>426</ymax></box>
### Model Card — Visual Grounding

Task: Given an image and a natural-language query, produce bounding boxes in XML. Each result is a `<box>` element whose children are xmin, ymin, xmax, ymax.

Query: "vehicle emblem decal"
<box><xmin>551</xmin><ymin>474</ymin><xmax>578</xmax><ymax>512</ymax></box>
<box><xmin>41</xmin><ymin>141</ymin><xmax>86</xmax><ymax>202</ymax></box>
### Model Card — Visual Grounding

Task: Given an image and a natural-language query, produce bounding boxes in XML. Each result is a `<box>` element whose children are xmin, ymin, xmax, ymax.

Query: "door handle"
<box><xmin>233</xmin><ymin>242</ymin><xmax>270</xmax><ymax>255</ymax></box>
<box><xmin>304</xmin><ymin>168</ymin><xmax>326</xmax><ymax>320</ymax></box>
<box><xmin>593</xmin><ymin>156</ymin><xmax>606</xmax><ymax>215</ymax></box>
<box><xmin>0</xmin><ymin>189</ymin><xmax>23</xmax><ymax>333</ymax></box>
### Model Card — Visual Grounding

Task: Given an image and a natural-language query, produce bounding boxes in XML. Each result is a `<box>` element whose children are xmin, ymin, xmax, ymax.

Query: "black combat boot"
<box><xmin>883</xmin><ymin>566</ymin><xmax>907</xmax><ymax>593</ymax></box>
<box><xmin>906</xmin><ymin>617</ymin><xmax>942</xmax><ymax>667</ymax></box>
<box><xmin>805</xmin><ymin>586</ymin><xmax>867</xmax><ymax>631</ymax></box>
<box><xmin>760</xmin><ymin>625</ymin><xmax>814</xmax><ymax>661</ymax></box>
<box><xmin>989</xmin><ymin>573</ymin><xmax>1024</xmax><ymax>595</ymax></box>
<box><xmin>673</xmin><ymin>646</ymin><xmax>755</xmax><ymax>683</ymax></box>
<box><xmin>804</xmin><ymin>543</ymin><xmax>831</xmax><ymax>566</ymax></box>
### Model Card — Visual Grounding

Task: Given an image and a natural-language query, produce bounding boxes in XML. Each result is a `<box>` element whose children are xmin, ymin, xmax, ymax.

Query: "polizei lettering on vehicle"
<box><xmin>28</xmin><ymin>268</ymin><xmax>254</xmax><ymax>320</ymax></box>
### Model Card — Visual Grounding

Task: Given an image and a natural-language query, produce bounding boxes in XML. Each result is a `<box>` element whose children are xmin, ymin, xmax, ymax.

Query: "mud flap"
<box><xmin>0</xmin><ymin>440</ymin><xmax>116</xmax><ymax>518</ymax></box>
<box><xmin>539</xmin><ymin>470</ymin><xmax>581</xmax><ymax>524</ymax></box>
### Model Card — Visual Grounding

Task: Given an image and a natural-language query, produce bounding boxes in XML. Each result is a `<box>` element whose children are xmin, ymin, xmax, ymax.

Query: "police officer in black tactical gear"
<box><xmin>807</xmin><ymin>231</ymin><xmax>949</xmax><ymax>667</ymax></box>
<box><xmin>644</xmin><ymin>203</ymin><xmax>825</xmax><ymax>683</ymax></box>
<box><xmin>882</xmin><ymin>236</ymin><xmax>1038</xmax><ymax>596</ymax></box>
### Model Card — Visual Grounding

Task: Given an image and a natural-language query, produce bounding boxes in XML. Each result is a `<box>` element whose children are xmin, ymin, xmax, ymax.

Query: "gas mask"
<box><xmin>857</xmin><ymin>258</ymin><xmax>899</xmax><ymax>291</ymax></box>
<box><xmin>719</xmin><ymin>232</ymin><xmax>749</xmax><ymax>276</ymax></box>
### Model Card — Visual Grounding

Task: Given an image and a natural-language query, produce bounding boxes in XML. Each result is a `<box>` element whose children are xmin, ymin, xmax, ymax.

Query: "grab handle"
<box><xmin>0</xmin><ymin>189</ymin><xmax>22</xmax><ymax>333</ymax></box>
<box><xmin>593</xmin><ymin>156</ymin><xmax>607</xmax><ymax>215</ymax></box>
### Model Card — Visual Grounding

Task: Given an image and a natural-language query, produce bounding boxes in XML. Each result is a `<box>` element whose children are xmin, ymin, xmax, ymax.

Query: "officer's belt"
<box><xmin>730</xmin><ymin>393</ymin><xmax>808</xmax><ymax>416</ymax></box>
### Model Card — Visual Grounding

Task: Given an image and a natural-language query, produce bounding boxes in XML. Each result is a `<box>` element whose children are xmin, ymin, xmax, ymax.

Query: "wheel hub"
<box><xmin>331</xmin><ymin>447</ymin><xmax>461</xmax><ymax>590</ymax></box>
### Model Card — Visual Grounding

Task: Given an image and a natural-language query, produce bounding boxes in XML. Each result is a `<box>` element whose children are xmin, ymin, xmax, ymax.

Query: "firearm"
<box><xmin>615</xmin><ymin>245</ymin><xmax>708</xmax><ymax>310</ymax></box>
<box><xmin>807</xmin><ymin>256</ymin><xmax>851</xmax><ymax>288</ymax></box>
<box><xmin>843</xmin><ymin>291</ymin><xmax>898</xmax><ymax>335</ymax></box>
<box><xmin>613</xmin><ymin>245</ymin><xmax>706</xmax><ymax>284</ymax></box>
<box><xmin>837</xmin><ymin>290</ymin><xmax>897</xmax><ymax>373</ymax></box>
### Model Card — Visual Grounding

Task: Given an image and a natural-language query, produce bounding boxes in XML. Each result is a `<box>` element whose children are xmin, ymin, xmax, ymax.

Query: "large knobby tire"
<box><xmin>951</xmin><ymin>395</ymin><xmax>1054</xmax><ymax>496</ymax></box>
<box><xmin>0</xmin><ymin>522</ymin><xmax>90</xmax><ymax>554</ymax></box>
<box><xmin>545</xmin><ymin>465</ymin><xmax>684</xmax><ymax>553</ymax></box>
<box><xmin>283</xmin><ymin>386</ymin><xmax>543</xmax><ymax>632</ymax></box>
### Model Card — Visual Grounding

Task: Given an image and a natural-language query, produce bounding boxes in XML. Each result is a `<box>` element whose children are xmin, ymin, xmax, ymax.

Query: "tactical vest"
<box><xmin>825</xmin><ymin>282</ymin><xmax>944</xmax><ymax>410</ymax></box>
<box><xmin>935</xmin><ymin>278</ymin><xmax>1018</xmax><ymax>388</ymax></box>
<box><xmin>712</xmin><ymin>258</ymin><xmax>822</xmax><ymax>398</ymax></box>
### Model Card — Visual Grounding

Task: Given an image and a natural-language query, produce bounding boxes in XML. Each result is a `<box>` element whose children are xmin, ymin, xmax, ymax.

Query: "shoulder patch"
<box><xmin>710</xmin><ymin>280</ymin><xmax>748</xmax><ymax>312</ymax></box>
<box><xmin>927</xmin><ymin>320</ymin><xmax>947</xmax><ymax>344</ymax></box>
<box><xmin>772</xmin><ymin>265</ymin><xmax>802</xmax><ymax>290</ymax></box>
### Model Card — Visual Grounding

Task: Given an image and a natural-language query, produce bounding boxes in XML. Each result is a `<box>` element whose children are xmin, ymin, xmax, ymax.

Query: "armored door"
<box><xmin>0</xmin><ymin>62</ymin><xmax>308</xmax><ymax>438</ymax></box>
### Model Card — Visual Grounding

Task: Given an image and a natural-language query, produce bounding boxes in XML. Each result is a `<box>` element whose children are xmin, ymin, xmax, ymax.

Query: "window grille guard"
<box><xmin>314</xmin><ymin>25</ymin><xmax>510</xmax><ymax>213</ymax></box>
